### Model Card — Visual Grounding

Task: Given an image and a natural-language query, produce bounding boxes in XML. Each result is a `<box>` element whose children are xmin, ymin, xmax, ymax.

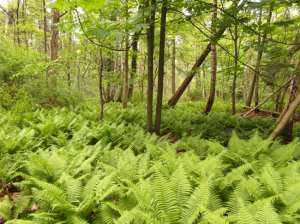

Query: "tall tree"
<box><xmin>50</xmin><ymin>8</ymin><xmax>60</xmax><ymax>61</ymax></box>
<box><xmin>155</xmin><ymin>0</ymin><xmax>168</xmax><ymax>134</ymax></box>
<box><xmin>168</xmin><ymin>0</ymin><xmax>247</xmax><ymax>107</ymax></box>
<box><xmin>129</xmin><ymin>32</ymin><xmax>139</xmax><ymax>99</ymax></box>
<box><xmin>230</xmin><ymin>0</ymin><xmax>239</xmax><ymax>114</ymax></box>
<box><xmin>42</xmin><ymin>0</ymin><xmax>48</xmax><ymax>58</ymax></box>
<box><xmin>122</xmin><ymin>0</ymin><xmax>129</xmax><ymax>108</ymax></box>
<box><xmin>271</xmin><ymin>89</ymin><xmax>300</xmax><ymax>141</ymax></box>
<box><xmin>16</xmin><ymin>0</ymin><xmax>21</xmax><ymax>45</ymax></box>
<box><xmin>98</xmin><ymin>52</ymin><xmax>105</xmax><ymax>120</ymax></box>
<box><xmin>246</xmin><ymin>2</ymin><xmax>274</xmax><ymax>107</ymax></box>
<box><xmin>128</xmin><ymin>4</ymin><xmax>143</xmax><ymax>99</ymax></box>
<box><xmin>204</xmin><ymin>0</ymin><xmax>218</xmax><ymax>114</ymax></box>
<box><xmin>171</xmin><ymin>38</ymin><xmax>176</xmax><ymax>95</ymax></box>
<box><xmin>146</xmin><ymin>0</ymin><xmax>156</xmax><ymax>132</ymax></box>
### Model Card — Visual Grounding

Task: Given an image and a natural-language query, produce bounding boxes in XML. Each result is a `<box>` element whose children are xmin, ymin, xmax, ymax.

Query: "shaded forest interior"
<box><xmin>1</xmin><ymin>0</ymin><xmax>300</xmax><ymax>223</ymax></box>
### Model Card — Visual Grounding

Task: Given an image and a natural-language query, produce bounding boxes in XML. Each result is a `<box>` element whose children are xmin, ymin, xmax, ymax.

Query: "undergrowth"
<box><xmin>1</xmin><ymin>102</ymin><xmax>300</xmax><ymax>223</ymax></box>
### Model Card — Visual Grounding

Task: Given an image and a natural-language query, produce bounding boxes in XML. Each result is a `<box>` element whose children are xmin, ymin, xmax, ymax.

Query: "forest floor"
<box><xmin>1</xmin><ymin>102</ymin><xmax>300</xmax><ymax>223</ymax></box>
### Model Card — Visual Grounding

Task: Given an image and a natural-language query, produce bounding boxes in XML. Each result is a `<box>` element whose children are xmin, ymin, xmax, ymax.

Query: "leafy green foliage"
<box><xmin>1</xmin><ymin>103</ymin><xmax>300</xmax><ymax>223</ymax></box>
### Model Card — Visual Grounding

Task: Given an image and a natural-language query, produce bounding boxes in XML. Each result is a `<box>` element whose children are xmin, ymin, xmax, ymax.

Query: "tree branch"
<box><xmin>74</xmin><ymin>8</ymin><xmax>127</xmax><ymax>52</ymax></box>
<box><xmin>0</xmin><ymin>4</ymin><xmax>9</xmax><ymax>16</ymax></box>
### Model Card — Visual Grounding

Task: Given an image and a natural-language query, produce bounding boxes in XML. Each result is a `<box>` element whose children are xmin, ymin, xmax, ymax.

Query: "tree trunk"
<box><xmin>98</xmin><ymin>53</ymin><xmax>104</xmax><ymax>120</ymax></box>
<box><xmin>122</xmin><ymin>0</ymin><xmax>129</xmax><ymax>108</ymax></box>
<box><xmin>204</xmin><ymin>0</ymin><xmax>218</xmax><ymax>114</ymax></box>
<box><xmin>202</xmin><ymin>65</ymin><xmax>207</xmax><ymax>98</ymax></box>
<box><xmin>50</xmin><ymin>8</ymin><xmax>60</xmax><ymax>87</ymax></box>
<box><xmin>255</xmin><ymin>74</ymin><xmax>259</xmax><ymax>106</ymax></box>
<box><xmin>168</xmin><ymin>44</ymin><xmax>211</xmax><ymax>106</ymax></box>
<box><xmin>271</xmin><ymin>91</ymin><xmax>300</xmax><ymax>141</ymax></box>
<box><xmin>77</xmin><ymin>63</ymin><xmax>81</xmax><ymax>91</ymax></box>
<box><xmin>22</xmin><ymin>0</ymin><xmax>28</xmax><ymax>47</ymax></box>
<box><xmin>231</xmin><ymin>36</ymin><xmax>238</xmax><ymax>114</ymax></box>
<box><xmin>16</xmin><ymin>0</ymin><xmax>21</xmax><ymax>46</ymax></box>
<box><xmin>146</xmin><ymin>0</ymin><xmax>156</xmax><ymax>132</ymax></box>
<box><xmin>122</xmin><ymin>37</ymin><xmax>129</xmax><ymax>108</ymax></box>
<box><xmin>168</xmin><ymin>0</ymin><xmax>247</xmax><ymax>107</ymax></box>
<box><xmin>154</xmin><ymin>0</ymin><xmax>168</xmax><ymax>134</ymax></box>
<box><xmin>42</xmin><ymin>0</ymin><xmax>48</xmax><ymax>82</ymax></box>
<box><xmin>50</xmin><ymin>9</ymin><xmax>60</xmax><ymax>61</ymax></box>
<box><xmin>246</xmin><ymin>4</ymin><xmax>273</xmax><ymax>107</ymax></box>
<box><xmin>140</xmin><ymin>55</ymin><xmax>146</xmax><ymax>100</ymax></box>
<box><xmin>67</xmin><ymin>12</ymin><xmax>73</xmax><ymax>88</ymax></box>
<box><xmin>231</xmin><ymin>0</ymin><xmax>239</xmax><ymax>115</ymax></box>
<box><xmin>129</xmin><ymin>32</ymin><xmax>139</xmax><ymax>99</ymax></box>
<box><xmin>282</xmin><ymin>77</ymin><xmax>299</xmax><ymax>142</ymax></box>
<box><xmin>171</xmin><ymin>38</ymin><xmax>176</xmax><ymax>95</ymax></box>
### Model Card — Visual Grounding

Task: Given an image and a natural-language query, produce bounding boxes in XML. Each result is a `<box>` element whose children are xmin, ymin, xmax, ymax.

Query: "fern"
<box><xmin>2</xmin><ymin>104</ymin><xmax>300</xmax><ymax>224</ymax></box>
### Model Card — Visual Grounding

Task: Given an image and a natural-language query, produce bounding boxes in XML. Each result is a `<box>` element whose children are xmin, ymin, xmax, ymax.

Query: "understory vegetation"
<box><xmin>0</xmin><ymin>103</ymin><xmax>300</xmax><ymax>223</ymax></box>
<box><xmin>1</xmin><ymin>0</ymin><xmax>300</xmax><ymax>223</ymax></box>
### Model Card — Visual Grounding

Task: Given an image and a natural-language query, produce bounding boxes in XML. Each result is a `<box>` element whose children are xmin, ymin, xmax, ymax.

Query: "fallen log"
<box><xmin>241</xmin><ymin>107</ymin><xmax>300</xmax><ymax>122</ymax></box>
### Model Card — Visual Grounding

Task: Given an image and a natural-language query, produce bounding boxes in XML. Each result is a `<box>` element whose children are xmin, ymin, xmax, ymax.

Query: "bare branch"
<box><xmin>0</xmin><ymin>4</ymin><xmax>9</xmax><ymax>16</ymax></box>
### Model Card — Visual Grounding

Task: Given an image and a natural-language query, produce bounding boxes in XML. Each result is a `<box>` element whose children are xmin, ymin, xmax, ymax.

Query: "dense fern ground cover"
<box><xmin>1</xmin><ymin>102</ymin><xmax>300</xmax><ymax>223</ymax></box>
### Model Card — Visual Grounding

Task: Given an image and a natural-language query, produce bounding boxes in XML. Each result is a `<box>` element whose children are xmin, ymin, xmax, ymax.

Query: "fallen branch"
<box><xmin>242</xmin><ymin>77</ymin><xmax>293</xmax><ymax>117</ymax></box>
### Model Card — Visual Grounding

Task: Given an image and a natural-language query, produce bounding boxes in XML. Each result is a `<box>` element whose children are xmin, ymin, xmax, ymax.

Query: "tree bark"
<box><xmin>146</xmin><ymin>0</ymin><xmax>156</xmax><ymax>132</ymax></box>
<box><xmin>22</xmin><ymin>0</ymin><xmax>28</xmax><ymax>47</ymax></box>
<box><xmin>155</xmin><ymin>0</ymin><xmax>168</xmax><ymax>134</ymax></box>
<box><xmin>122</xmin><ymin>0</ymin><xmax>129</xmax><ymax>108</ymax></box>
<box><xmin>50</xmin><ymin>8</ymin><xmax>60</xmax><ymax>61</ymax></box>
<box><xmin>122</xmin><ymin>40</ymin><xmax>129</xmax><ymax>108</ymax></box>
<box><xmin>271</xmin><ymin>91</ymin><xmax>300</xmax><ymax>141</ymax></box>
<box><xmin>171</xmin><ymin>38</ymin><xmax>176</xmax><ymax>95</ymax></box>
<box><xmin>246</xmin><ymin>4</ymin><xmax>273</xmax><ymax>107</ymax></box>
<box><xmin>98</xmin><ymin>53</ymin><xmax>104</xmax><ymax>120</ymax></box>
<box><xmin>168</xmin><ymin>0</ymin><xmax>247</xmax><ymax>107</ymax></box>
<box><xmin>204</xmin><ymin>0</ymin><xmax>218</xmax><ymax>114</ymax></box>
<box><xmin>281</xmin><ymin>76</ymin><xmax>299</xmax><ymax>142</ymax></box>
<box><xmin>231</xmin><ymin>0</ymin><xmax>239</xmax><ymax>115</ymax></box>
<box><xmin>168</xmin><ymin>44</ymin><xmax>211</xmax><ymax>106</ymax></box>
<box><xmin>16</xmin><ymin>0</ymin><xmax>21</xmax><ymax>46</ymax></box>
<box><xmin>128</xmin><ymin>32</ymin><xmax>139</xmax><ymax>99</ymax></box>
<box><xmin>42</xmin><ymin>0</ymin><xmax>48</xmax><ymax>82</ymax></box>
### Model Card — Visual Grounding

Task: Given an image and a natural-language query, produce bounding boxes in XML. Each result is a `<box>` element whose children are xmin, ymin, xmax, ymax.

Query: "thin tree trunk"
<box><xmin>77</xmin><ymin>63</ymin><xmax>81</xmax><ymax>91</ymax></box>
<box><xmin>129</xmin><ymin>32</ymin><xmax>139</xmax><ymax>99</ymax></box>
<box><xmin>122</xmin><ymin>0</ymin><xmax>129</xmax><ymax>108</ymax></box>
<box><xmin>155</xmin><ymin>0</ymin><xmax>168</xmax><ymax>134</ymax></box>
<box><xmin>146</xmin><ymin>0</ymin><xmax>156</xmax><ymax>132</ymax></box>
<box><xmin>255</xmin><ymin>73</ymin><xmax>259</xmax><ymax>106</ymax></box>
<box><xmin>168</xmin><ymin>44</ymin><xmax>211</xmax><ymax>106</ymax></box>
<box><xmin>50</xmin><ymin>8</ymin><xmax>60</xmax><ymax>86</ymax></box>
<box><xmin>204</xmin><ymin>0</ymin><xmax>218</xmax><ymax>114</ymax></box>
<box><xmin>202</xmin><ymin>65</ymin><xmax>207</xmax><ymax>98</ymax></box>
<box><xmin>42</xmin><ymin>0</ymin><xmax>48</xmax><ymax>82</ymax></box>
<box><xmin>122</xmin><ymin>40</ymin><xmax>129</xmax><ymax>108</ymax></box>
<box><xmin>128</xmin><ymin>4</ymin><xmax>143</xmax><ymax>99</ymax></box>
<box><xmin>98</xmin><ymin>53</ymin><xmax>104</xmax><ymax>120</ymax></box>
<box><xmin>231</xmin><ymin>0</ymin><xmax>239</xmax><ymax>114</ymax></box>
<box><xmin>243</xmin><ymin>78</ymin><xmax>293</xmax><ymax>117</ymax></box>
<box><xmin>50</xmin><ymin>9</ymin><xmax>60</xmax><ymax>61</ymax></box>
<box><xmin>246</xmin><ymin>4</ymin><xmax>273</xmax><ymax>106</ymax></box>
<box><xmin>22</xmin><ymin>0</ymin><xmax>28</xmax><ymax>47</ymax></box>
<box><xmin>16</xmin><ymin>0</ymin><xmax>21</xmax><ymax>46</ymax></box>
<box><xmin>246</xmin><ymin>8</ymin><xmax>262</xmax><ymax>107</ymax></box>
<box><xmin>122</xmin><ymin>40</ymin><xmax>129</xmax><ymax>107</ymax></box>
<box><xmin>141</xmin><ymin>55</ymin><xmax>146</xmax><ymax>100</ymax></box>
<box><xmin>67</xmin><ymin>12</ymin><xmax>73</xmax><ymax>88</ymax></box>
<box><xmin>171</xmin><ymin>38</ymin><xmax>176</xmax><ymax>95</ymax></box>
<box><xmin>168</xmin><ymin>0</ymin><xmax>247</xmax><ymax>107</ymax></box>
